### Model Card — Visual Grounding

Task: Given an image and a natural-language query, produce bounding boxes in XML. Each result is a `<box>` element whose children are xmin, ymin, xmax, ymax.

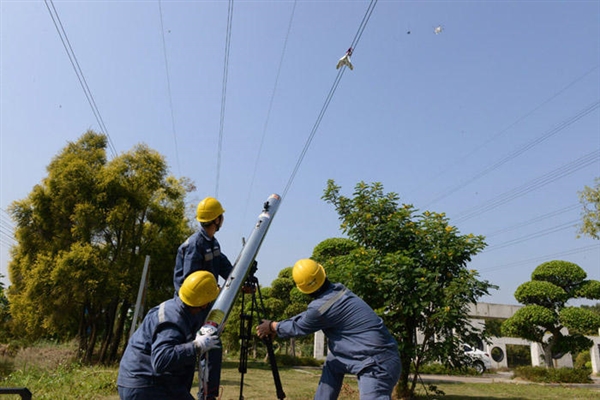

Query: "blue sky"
<box><xmin>1</xmin><ymin>0</ymin><xmax>599</xmax><ymax>306</ymax></box>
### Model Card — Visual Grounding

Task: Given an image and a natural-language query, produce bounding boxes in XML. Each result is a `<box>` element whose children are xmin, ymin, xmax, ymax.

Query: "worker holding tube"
<box><xmin>117</xmin><ymin>271</ymin><xmax>221</xmax><ymax>400</ymax></box>
<box><xmin>257</xmin><ymin>259</ymin><xmax>401</xmax><ymax>400</ymax></box>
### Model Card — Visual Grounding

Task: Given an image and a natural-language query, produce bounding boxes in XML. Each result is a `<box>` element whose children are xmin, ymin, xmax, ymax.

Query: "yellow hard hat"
<box><xmin>179</xmin><ymin>271</ymin><xmax>220</xmax><ymax>307</ymax></box>
<box><xmin>292</xmin><ymin>259</ymin><xmax>326</xmax><ymax>294</ymax></box>
<box><xmin>196</xmin><ymin>197</ymin><xmax>225</xmax><ymax>223</ymax></box>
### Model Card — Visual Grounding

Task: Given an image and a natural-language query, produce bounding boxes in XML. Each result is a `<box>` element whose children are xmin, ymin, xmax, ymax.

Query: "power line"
<box><xmin>479</xmin><ymin>244</ymin><xmax>599</xmax><ymax>273</ymax></box>
<box><xmin>484</xmin><ymin>204</ymin><xmax>580</xmax><ymax>238</ymax></box>
<box><xmin>425</xmin><ymin>100</ymin><xmax>599</xmax><ymax>207</ymax></box>
<box><xmin>0</xmin><ymin>228</ymin><xmax>17</xmax><ymax>247</ymax></box>
<box><xmin>241</xmin><ymin>0</ymin><xmax>297</xmax><ymax>233</ymax></box>
<box><xmin>0</xmin><ymin>209</ymin><xmax>16</xmax><ymax>248</ymax></box>
<box><xmin>43</xmin><ymin>0</ymin><xmax>117</xmax><ymax>157</ymax></box>
<box><xmin>453</xmin><ymin>150</ymin><xmax>599</xmax><ymax>223</ymax></box>
<box><xmin>423</xmin><ymin>65</ymin><xmax>599</xmax><ymax>191</ymax></box>
<box><xmin>158</xmin><ymin>0</ymin><xmax>182</xmax><ymax>176</ymax></box>
<box><xmin>483</xmin><ymin>219</ymin><xmax>580</xmax><ymax>253</ymax></box>
<box><xmin>215</xmin><ymin>0</ymin><xmax>234</xmax><ymax>198</ymax></box>
<box><xmin>281</xmin><ymin>0</ymin><xmax>378</xmax><ymax>200</ymax></box>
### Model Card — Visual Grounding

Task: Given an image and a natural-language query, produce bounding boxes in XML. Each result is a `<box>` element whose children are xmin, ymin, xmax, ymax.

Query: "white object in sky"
<box><xmin>336</xmin><ymin>47</ymin><xmax>354</xmax><ymax>71</ymax></box>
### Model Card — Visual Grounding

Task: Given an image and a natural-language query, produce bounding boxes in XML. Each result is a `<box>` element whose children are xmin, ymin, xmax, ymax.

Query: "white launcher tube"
<box><xmin>201</xmin><ymin>193</ymin><xmax>281</xmax><ymax>335</ymax></box>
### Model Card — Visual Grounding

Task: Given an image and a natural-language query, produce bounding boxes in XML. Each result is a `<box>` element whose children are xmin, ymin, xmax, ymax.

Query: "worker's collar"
<box><xmin>199</xmin><ymin>226</ymin><xmax>213</xmax><ymax>241</ymax></box>
<box><xmin>309</xmin><ymin>279</ymin><xmax>332</xmax><ymax>298</ymax></box>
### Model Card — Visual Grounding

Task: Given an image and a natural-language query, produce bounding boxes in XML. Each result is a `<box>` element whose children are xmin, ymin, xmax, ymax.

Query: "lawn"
<box><xmin>1</xmin><ymin>346</ymin><xmax>599</xmax><ymax>399</ymax></box>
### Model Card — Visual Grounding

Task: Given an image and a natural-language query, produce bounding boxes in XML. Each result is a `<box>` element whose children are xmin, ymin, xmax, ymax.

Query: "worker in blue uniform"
<box><xmin>117</xmin><ymin>271</ymin><xmax>221</xmax><ymax>400</ymax></box>
<box><xmin>173</xmin><ymin>197</ymin><xmax>233</xmax><ymax>400</ymax></box>
<box><xmin>257</xmin><ymin>259</ymin><xmax>401</xmax><ymax>400</ymax></box>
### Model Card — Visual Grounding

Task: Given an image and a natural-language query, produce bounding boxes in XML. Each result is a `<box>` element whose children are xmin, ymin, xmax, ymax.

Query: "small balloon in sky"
<box><xmin>434</xmin><ymin>25</ymin><xmax>443</xmax><ymax>35</ymax></box>
<box><xmin>336</xmin><ymin>47</ymin><xmax>354</xmax><ymax>71</ymax></box>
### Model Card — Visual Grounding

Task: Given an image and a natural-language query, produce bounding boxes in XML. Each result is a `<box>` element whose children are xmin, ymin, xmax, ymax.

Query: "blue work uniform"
<box><xmin>173</xmin><ymin>227</ymin><xmax>233</xmax><ymax>293</ymax></box>
<box><xmin>117</xmin><ymin>296</ymin><xmax>202</xmax><ymax>400</ymax></box>
<box><xmin>276</xmin><ymin>283</ymin><xmax>401</xmax><ymax>400</ymax></box>
<box><xmin>173</xmin><ymin>227</ymin><xmax>233</xmax><ymax>399</ymax></box>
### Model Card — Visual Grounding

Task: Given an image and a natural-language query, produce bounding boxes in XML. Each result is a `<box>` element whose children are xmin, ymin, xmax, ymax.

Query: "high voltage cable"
<box><xmin>0</xmin><ymin>219</ymin><xmax>14</xmax><ymax>231</ymax></box>
<box><xmin>0</xmin><ymin>211</ymin><xmax>14</xmax><ymax>232</ymax></box>
<box><xmin>158</xmin><ymin>0</ymin><xmax>182</xmax><ymax>176</ymax></box>
<box><xmin>348</xmin><ymin>0</ymin><xmax>378</xmax><ymax>51</ymax></box>
<box><xmin>483</xmin><ymin>219</ymin><xmax>580</xmax><ymax>253</ymax></box>
<box><xmin>0</xmin><ymin>208</ymin><xmax>13</xmax><ymax>225</ymax></box>
<box><xmin>479</xmin><ymin>244</ymin><xmax>599</xmax><ymax>273</ymax></box>
<box><xmin>454</xmin><ymin>150</ymin><xmax>600</xmax><ymax>223</ymax></box>
<box><xmin>484</xmin><ymin>203</ymin><xmax>580</xmax><ymax>238</ymax></box>
<box><xmin>425</xmin><ymin>100</ymin><xmax>599</xmax><ymax>207</ymax></box>
<box><xmin>0</xmin><ymin>210</ymin><xmax>16</xmax><ymax>248</ymax></box>
<box><xmin>281</xmin><ymin>65</ymin><xmax>345</xmax><ymax>199</ymax></box>
<box><xmin>0</xmin><ymin>237</ymin><xmax>16</xmax><ymax>250</ymax></box>
<box><xmin>240</xmin><ymin>0</ymin><xmax>297</xmax><ymax>233</ymax></box>
<box><xmin>43</xmin><ymin>0</ymin><xmax>117</xmax><ymax>158</ymax></box>
<box><xmin>215</xmin><ymin>0</ymin><xmax>234</xmax><ymax>198</ymax></box>
<box><xmin>0</xmin><ymin>228</ymin><xmax>16</xmax><ymax>247</ymax></box>
<box><xmin>281</xmin><ymin>0</ymin><xmax>378</xmax><ymax>200</ymax></box>
<box><xmin>423</xmin><ymin>65</ymin><xmax>599</xmax><ymax>190</ymax></box>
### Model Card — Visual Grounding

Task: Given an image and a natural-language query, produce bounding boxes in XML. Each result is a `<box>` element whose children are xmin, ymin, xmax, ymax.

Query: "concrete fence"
<box><xmin>312</xmin><ymin>302</ymin><xmax>600</xmax><ymax>374</ymax></box>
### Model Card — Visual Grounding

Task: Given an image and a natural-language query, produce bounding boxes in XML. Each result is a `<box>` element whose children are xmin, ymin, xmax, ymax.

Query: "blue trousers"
<box><xmin>314</xmin><ymin>355</ymin><xmax>401</xmax><ymax>400</ymax></box>
<box><xmin>118</xmin><ymin>385</ymin><xmax>194</xmax><ymax>400</ymax></box>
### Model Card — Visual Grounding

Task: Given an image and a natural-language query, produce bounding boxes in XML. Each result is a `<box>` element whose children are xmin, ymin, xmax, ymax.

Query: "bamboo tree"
<box><xmin>7</xmin><ymin>131</ymin><xmax>192</xmax><ymax>363</ymax></box>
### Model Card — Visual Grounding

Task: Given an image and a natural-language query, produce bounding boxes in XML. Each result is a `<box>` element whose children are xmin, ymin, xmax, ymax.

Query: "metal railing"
<box><xmin>0</xmin><ymin>388</ymin><xmax>32</xmax><ymax>399</ymax></box>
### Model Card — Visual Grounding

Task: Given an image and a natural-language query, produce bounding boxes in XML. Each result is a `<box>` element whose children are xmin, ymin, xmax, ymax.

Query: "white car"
<box><xmin>463</xmin><ymin>344</ymin><xmax>492</xmax><ymax>374</ymax></box>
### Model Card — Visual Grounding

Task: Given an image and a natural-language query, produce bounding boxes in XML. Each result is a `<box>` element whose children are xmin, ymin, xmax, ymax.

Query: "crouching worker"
<box><xmin>257</xmin><ymin>259</ymin><xmax>401</xmax><ymax>400</ymax></box>
<box><xmin>117</xmin><ymin>271</ymin><xmax>221</xmax><ymax>400</ymax></box>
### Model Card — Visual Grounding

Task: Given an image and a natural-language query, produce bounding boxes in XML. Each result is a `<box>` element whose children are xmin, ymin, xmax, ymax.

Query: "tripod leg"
<box><xmin>238</xmin><ymin>289</ymin><xmax>254</xmax><ymax>400</ymax></box>
<box><xmin>262</xmin><ymin>335</ymin><xmax>286</xmax><ymax>399</ymax></box>
<box><xmin>252</xmin><ymin>282</ymin><xmax>286</xmax><ymax>399</ymax></box>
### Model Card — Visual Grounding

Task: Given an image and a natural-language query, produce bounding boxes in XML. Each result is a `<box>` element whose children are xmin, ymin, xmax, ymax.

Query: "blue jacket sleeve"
<box><xmin>276</xmin><ymin>307</ymin><xmax>328</xmax><ymax>338</ymax></box>
<box><xmin>151</xmin><ymin>323</ymin><xmax>197</xmax><ymax>374</ymax></box>
<box><xmin>218</xmin><ymin>254</ymin><xmax>233</xmax><ymax>280</ymax></box>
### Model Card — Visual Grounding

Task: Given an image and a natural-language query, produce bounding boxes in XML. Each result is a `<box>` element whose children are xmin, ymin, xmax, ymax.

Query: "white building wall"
<box><xmin>590</xmin><ymin>332</ymin><xmax>600</xmax><ymax>373</ymax></box>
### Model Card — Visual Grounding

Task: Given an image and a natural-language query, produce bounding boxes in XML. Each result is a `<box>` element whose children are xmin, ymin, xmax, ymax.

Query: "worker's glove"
<box><xmin>256</xmin><ymin>319</ymin><xmax>276</xmax><ymax>339</ymax></box>
<box><xmin>194</xmin><ymin>332</ymin><xmax>220</xmax><ymax>354</ymax></box>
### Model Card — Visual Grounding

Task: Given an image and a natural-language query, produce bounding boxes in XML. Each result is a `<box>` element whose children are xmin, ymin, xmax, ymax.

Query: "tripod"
<box><xmin>238</xmin><ymin>262</ymin><xmax>286</xmax><ymax>400</ymax></box>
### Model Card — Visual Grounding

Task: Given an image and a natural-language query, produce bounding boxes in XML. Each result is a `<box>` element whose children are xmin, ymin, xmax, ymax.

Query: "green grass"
<box><xmin>412</xmin><ymin>382</ymin><xmax>600</xmax><ymax>400</ymax></box>
<box><xmin>1</xmin><ymin>347</ymin><xmax>599</xmax><ymax>399</ymax></box>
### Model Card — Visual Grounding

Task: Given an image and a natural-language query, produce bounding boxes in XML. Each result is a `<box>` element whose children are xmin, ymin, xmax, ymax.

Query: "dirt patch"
<box><xmin>12</xmin><ymin>341</ymin><xmax>78</xmax><ymax>370</ymax></box>
<box><xmin>0</xmin><ymin>343</ymin><xmax>19</xmax><ymax>357</ymax></box>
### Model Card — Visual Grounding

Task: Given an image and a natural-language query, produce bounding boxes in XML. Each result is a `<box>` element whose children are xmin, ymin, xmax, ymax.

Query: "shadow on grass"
<box><xmin>0</xmin><ymin>357</ymin><xmax>14</xmax><ymax>378</ymax></box>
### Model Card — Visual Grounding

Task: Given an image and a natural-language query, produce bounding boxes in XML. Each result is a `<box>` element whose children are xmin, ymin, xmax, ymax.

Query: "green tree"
<box><xmin>0</xmin><ymin>276</ymin><xmax>10</xmax><ymax>341</ymax></box>
<box><xmin>578</xmin><ymin>178</ymin><xmax>600</xmax><ymax>239</ymax></box>
<box><xmin>322</xmin><ymin>180</ymin><xmax>496</xmax><ymax>400</ymax></box>
<box><xmin>581</xmin><ymin>302</ymin><xmax>600</xmax><ymax>315</ymax></box>
<box><xmin>502</xmin><ymin>260</ymin><xmax>600</xmax><ymax>368</ymax></box>
<box><xmin>7</xmin><ymin>131</ymin><xmax>191</xmax><ymax>363</ymax></box>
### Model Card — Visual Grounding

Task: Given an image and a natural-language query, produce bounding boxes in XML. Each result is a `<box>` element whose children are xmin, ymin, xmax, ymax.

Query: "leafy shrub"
<box><xmin>513</xmin><ymin>366</ymin><xmax>592</xmax><ymax>383</ymax></box>
<box><xmin>574</xmin><ymin>350</ymin><xmax>591</xmax><ymax>369</ymax></box>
